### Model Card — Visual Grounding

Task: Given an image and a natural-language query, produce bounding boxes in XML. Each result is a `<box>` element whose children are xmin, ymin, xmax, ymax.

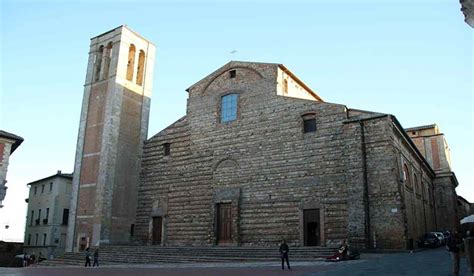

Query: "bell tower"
<box><xmin>66</xmin><ymin>26</ymin><xmax>155</xmax><ymax>251</ymax></box>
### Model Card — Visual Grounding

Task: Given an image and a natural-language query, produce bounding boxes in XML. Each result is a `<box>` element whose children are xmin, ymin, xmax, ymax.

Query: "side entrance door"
<box><xmin>152</xmin><ymin>216</ymin><xmax>162</xmax><ymax>245</ymax></box>
<box><xmin>217</xmin><ymin>203</ymin><xmax>232</xmax><ymax>245</ymax></box>
<box><xmin>304</xmin><ymin>209</ymin><xmax>320</xmax><ymax>246</ymax></box>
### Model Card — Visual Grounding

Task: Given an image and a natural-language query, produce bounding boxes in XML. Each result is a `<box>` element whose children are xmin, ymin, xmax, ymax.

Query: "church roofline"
<box><xmin>146</xmin><ymin>116</ymin><xmax>187</xmax><ymax>143</ymax></box>
<box><xmin>344</xmin><ymin>114</ymin><xmax>436</xmax><ymax>177</ymax></box>
<box><xmin>186</xmin><ymin>61</ymin><xmax>269</xmax><ymax>92</ymax></box>
<box><xmin>405</xmin><ymin>124</ymin><xmax>438</xmax><ymax>132</ymax></box>
<box><xmin>390</xmin><ymin>115</ymin><xmax>436</xmax><ymax>177</ymax></box>
<box><xmin>347</xmin><ymin>108</ymin><xmax>383</xmax><ymax>115</ymax></box>
<box><xmin>185</xmin><ymin>61</ymin><xmax>323</xmax><ymax>101</ymax></box>
<box><xmin>278</xmin><ymin>64</ymin><xmax>323</xmax><ymax>102</ymax></box>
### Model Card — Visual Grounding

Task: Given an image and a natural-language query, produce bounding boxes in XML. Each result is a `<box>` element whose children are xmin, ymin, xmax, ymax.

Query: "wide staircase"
<box><xmin>40</xmin><ymin>245</ymin><xmax>337</xmax><ymax>266</ymax></box>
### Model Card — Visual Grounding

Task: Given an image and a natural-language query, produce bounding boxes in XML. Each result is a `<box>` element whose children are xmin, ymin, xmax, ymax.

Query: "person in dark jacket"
<box><xmin>23</xmin><ymin>252</ymin><xmax>29</xmax><ymax>267</ymax></box>
<box><xmin>93</xmin><ymin>248</ymin><xmax>99</xmax><ymax>267</ymax></box>
<box><xmin>279</xmin><ymin>239</ymin><xmax>291</xmax><ymax>270</ymax></box>
<box><xmin>447</xmin><ymin>230</ymin><xmax>462</xmax><ymax>276</ymax></box>
<box><xmin>85</xmin><ymin>247</ymin><xmax>91</xmax><ymax>267</ymax></box>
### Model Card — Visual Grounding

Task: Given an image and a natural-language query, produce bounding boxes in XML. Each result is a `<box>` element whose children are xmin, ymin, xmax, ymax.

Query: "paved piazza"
<box><xmin>0</xmin><ymin>248</ymin><xmax>470</xmax><ymax>276</ymax></box>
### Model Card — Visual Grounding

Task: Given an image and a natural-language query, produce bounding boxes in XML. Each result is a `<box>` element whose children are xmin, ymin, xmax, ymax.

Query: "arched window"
<box><xmin>221</xmin><ymin>94</ymin><xmax>238</xmax><ymax>123</ymax></box>
<box><xmin>413</xmin><ymin>174</ymin><xmax>419</xmax><ymax>194</ymax></box>
<box><xmin>126</xmin><ymin>44</ymin><xmax>136</xmax><ymax>81</ymax></box>
<box><xmin>136</xmin><ymin>50</ymin><xmax>145</xmax><ymax>86</ymax></box>
<box><xmin>403</xmin><ymin>164</ymin><xmax>412</xmax><ymax>188</ymax></box>
<box><xmin>102</xmin><ymin>42</ymin><xmax>113</xmax><ymax>80</ymax></box>
<box><xmin>302</xmin><ymin>113</ymin><xmax>317</xmax><ymax>133</ymax></box>
<box><xmin>94</xmin><ymin>45</ymin><xmax>104</xmax><ymax>82</ymax></box>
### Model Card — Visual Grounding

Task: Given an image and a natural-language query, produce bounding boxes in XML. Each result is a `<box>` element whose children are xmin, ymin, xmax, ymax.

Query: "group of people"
<box><xmin>278</xmin><ymin>238</ymin><xmax>355</xmax><ymax>270</ymax></box>
<box><xmin>84</xmin><ymin>248</ymin><xmax>99</xmax><ymax>267</ymax></box>
<box><xmin>22</xmin><ymin>252</ymin><xmax>46</xmax><ymax>267</ymax></box>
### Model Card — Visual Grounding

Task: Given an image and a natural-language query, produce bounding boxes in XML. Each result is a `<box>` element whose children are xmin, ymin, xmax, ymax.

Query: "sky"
<box><xmin>0</xmin><ymin>0</ymin><xmax>472</xmax><ymax>242</ymax></box>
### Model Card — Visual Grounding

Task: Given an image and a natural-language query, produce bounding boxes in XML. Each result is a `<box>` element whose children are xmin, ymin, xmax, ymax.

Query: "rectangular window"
<box><xmin>163</xmin><ymin>143</ymin><xmax>171</xmax><ymax>156</ymax></box>
<box><xmin>229</xmin><ymin>70</ymin><xmax>236</xmax><ymax>78</ymax></box>
<box><xmin>34</xmin><ymin>186</ymin><xmax>37</xmax><ymax>195</ymax></box>
<box><xmin>44</xmin><ymin>208</ymin><xmax>49</xmax><ymax>224</ymax></box>
<box><xmin>303</xmin><ymin>118</ymin><xmax>317</xmax><ymax>133</ymax></box>
<box><xmin>41</xmin><ymin>184</ymin><xmax>45</xmax><ymax>193</ymax></box>
<box><xmin>221</xmin><ymin>94</ymin><xmax>238</xmax><ymax>123</ymax></box>
<box><xmin>27</xmin><ymin>234</ymin><xmax>31</xmax><ymax>245</ymax></box>
<box><xmin>30</xmin><ymin>210</ymin><xmax>34</xmax><ymax>226</ymax></box>
<box><xmin>130</xmin><ymin>224</ymin><xmax>135</xmax><ymax>237</ymax></box>
<box><xmin>283</xmin><ymin>79</ymin><xmax>288</xmax><ymax>94</ymax></box>
<box><xmin>62</xmin><ymin>209</ymin><xmax>69</xmax><ymax>225</ymax></box>
<box><xmin>43</xmin><ymin>234</ymin><xmax>47</xmax><ymax>246</ymax></box>
<box><xmin>37</xmin><ymin>209</ymin><xmax>41</xmax><ymax>225</ymax></box>
<box><xmin>35</xmin><ymin>234</ymin><xmax>39</xmax><ymax>245</ymax></box>
<box><xmin>49</xmin><ymin>182</ymin><xmax>53</xmax><ymax>192</ymax></box>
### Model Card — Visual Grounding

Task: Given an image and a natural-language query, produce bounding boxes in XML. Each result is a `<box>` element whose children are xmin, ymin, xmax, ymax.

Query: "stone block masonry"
<box><xmin>135</xmin><ymin>61</ymin><xmax>444</xmax><ymax>249</ymax></box>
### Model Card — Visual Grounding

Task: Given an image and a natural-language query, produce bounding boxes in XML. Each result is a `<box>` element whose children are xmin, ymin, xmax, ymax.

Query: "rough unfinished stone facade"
<box><xmin>135</xmin><ymin>61</ymin><xmax>457</xmax><ymax>250</ymax></box>
<box><xmin>66</xmin><ymin>26</ymin><xmax>155</xmax><ymax>251</ymax></box>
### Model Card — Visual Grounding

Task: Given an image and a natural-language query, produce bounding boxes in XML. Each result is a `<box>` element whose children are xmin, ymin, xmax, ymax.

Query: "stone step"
<box><xmin>40</xmin><ymin>245</ymin><xmax>337</xmax><ymax>266</ymax></box>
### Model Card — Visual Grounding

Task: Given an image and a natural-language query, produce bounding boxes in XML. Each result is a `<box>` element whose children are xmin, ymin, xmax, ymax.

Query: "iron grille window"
<box><xmin>221</xmin><ymin>94</ymin><xmax>238</xmax><ymax>123</ymax></box>
<box><xmin>163</xmin><ymin>143</ymin><xmax>171</xmax><ymax>156</ymax></box>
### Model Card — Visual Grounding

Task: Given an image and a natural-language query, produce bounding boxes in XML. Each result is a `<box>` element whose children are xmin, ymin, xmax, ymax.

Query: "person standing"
<box><xmin>93</xmin><ymin>248</ymin><xmax>99</xmax><ymax>267</ymax></box>
<box><xmin>30</xmin><ymin>253</ymin><xmax>36</xmax><ymax>265</ymax></box>
<box><xmin>279</xmin><ymin>239</ymin><xmax>291</xmax><ymax>270</ymax></box>
<box><xmin>447</xmin><ymin>230</ymin><xmax>462</xmax><ymax>276</ymax></box>
<box><xmin>84</xmin><ymin>247</ymin><xmax>92</xmax><ymax>267</ymax></box>
<box><xmin>23</xmin><ymin>253</ymin><xmax>29</xmax><ymax>267</ymax></box>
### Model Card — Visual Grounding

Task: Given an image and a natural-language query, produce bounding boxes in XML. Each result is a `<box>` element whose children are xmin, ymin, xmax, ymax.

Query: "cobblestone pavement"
<box><xmin>0</xmin><ymin>247</ymin><xmax>470</xmax><ymax>276</ymax></box>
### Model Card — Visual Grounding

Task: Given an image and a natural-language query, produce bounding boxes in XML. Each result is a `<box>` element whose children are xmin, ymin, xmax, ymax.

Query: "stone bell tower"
<box><xmin>66</xmin><ymin>25</ymin><xmax>155</xmax><ymax>251</ymax></box>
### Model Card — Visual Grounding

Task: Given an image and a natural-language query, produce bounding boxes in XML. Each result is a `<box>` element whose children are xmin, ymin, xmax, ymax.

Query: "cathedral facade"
<box><xmin>135</xmin><ymin>61</ymin><xmax>458</xmax><ymax>249</ymax></box>
<box><xmin>67</xmin><ymin>27</ymin><xmax>460</xmax><ymax>251</ymax></box>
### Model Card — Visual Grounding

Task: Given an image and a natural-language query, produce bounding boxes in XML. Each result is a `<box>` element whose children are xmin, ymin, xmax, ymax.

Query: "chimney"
<box><xmin>57</xmin><ymin>170</ymin><xmax>62</xmax><ymax>175</ymax></box>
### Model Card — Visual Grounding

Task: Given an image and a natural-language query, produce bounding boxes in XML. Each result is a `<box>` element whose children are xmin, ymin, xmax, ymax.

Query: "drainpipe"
<box><xmin>359</xmin><ymin>120</ymin><xmax>372</xmax><ymax>249</ymax></box>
